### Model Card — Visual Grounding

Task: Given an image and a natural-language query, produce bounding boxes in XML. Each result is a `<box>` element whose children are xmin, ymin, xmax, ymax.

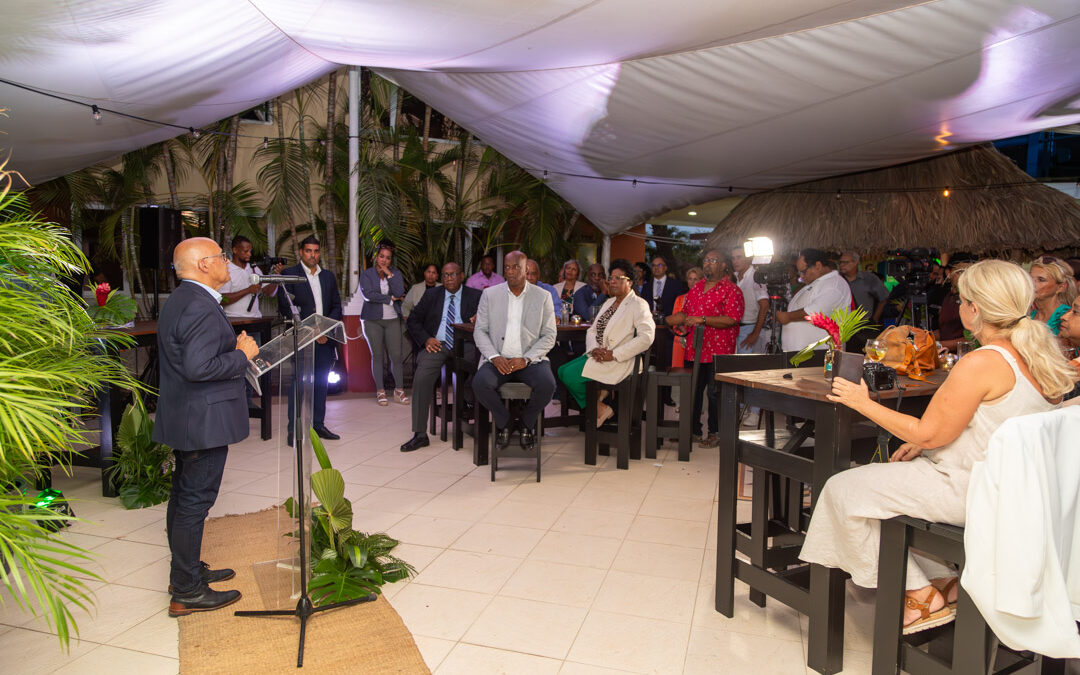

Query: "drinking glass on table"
<box><xmin>864</xmin><ymin>338</ymin><xmax>887</xmax><ymax>363</ymax></box>
<box><xmin>956</xmin><ymin>340</ymin><xmax>973</xmax><ymax>358</ymax></box>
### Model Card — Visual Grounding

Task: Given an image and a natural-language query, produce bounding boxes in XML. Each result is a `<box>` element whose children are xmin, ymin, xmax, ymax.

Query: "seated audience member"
<box><xmin>471</xmin><ymin>251</ymin><xmax>557</xmax><ymax>450</ymax></box>
<box><xmin>400</xmin><ymin>263</ymin><xmax>482</xmax><ymax>452</ymax></box>
<box><xmin>554</xmin><ymin>259</ymin><xmax>585</xmax><ymax>306</ymax></box>
<box><xmin>1029</xmin><ymin>256</ymin><xmax>1076</xmax><ymax>335</ymax></box>
<box><xmin>402</xmin><ymin>263</ymin><xmax>440</xmax><ymax>319</ymax></box>
<box><xmin>667</xmin><ymin>250</ymin><xmax>744</xmax><ymax>446</ymax></box>
<box><xmin>935</xmin><ymin>255</ymin><xmax>976</xmax><ymax>351</ymax></box>
<box><xmin>670</xmin><ymin>266</ymin><xmax>702</xmax><ymax>368</ymax></box>
<box><xmin>573</xmin><ymin>263</ymin><xmax>608</xmax><ymax>320</ymax></box>
<box><xmin>633</xmin><ymin>262</ymin><xmax>650</xmax><ymax>297</ymax></box>
<box><xmin>557</xmin><ymin>259</ymin><xmax>655</xmax><ymax>427</ymax></box>
<box><xmin>800</xmin><ymin>260</ymin><xmax>1075</xmax><ymax>633</ymax></box>
<box><xmin>777</xmin><ymin>249</ymin><xmax>853</xmax><ymax>352</ymax></box>
<box><xmin>1058</xmin><ymin>298</ymin><xmax>1080</xmax><ymax>402</ymax></box>
<box><xmin>526</xmin><ymin>259</ymin><xmax>562</xmax><ymax>310</ymax></box>
<box><xmin>466</xmin><ymin>253</ymin><xmax>505</xmax><ymax>291</ymax></box>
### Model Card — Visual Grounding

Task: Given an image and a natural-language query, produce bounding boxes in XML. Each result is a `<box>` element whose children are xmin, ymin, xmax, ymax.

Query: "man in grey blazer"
<box><xmin>154</xmin><ymin>237</ymin><xmax>259</xmax><ymax>617</ymax></box>
<box><xmin>471</xmin><ymin>251</ymin><xmax>557</xmax><ymax>450</ymax></box>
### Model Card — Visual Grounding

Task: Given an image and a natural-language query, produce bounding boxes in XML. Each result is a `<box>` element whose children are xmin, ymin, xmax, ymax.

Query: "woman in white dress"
<box><xmin>800</xmin><ymin>260</ymin><xmax>1076</xmax><ymax>633</ymax></box>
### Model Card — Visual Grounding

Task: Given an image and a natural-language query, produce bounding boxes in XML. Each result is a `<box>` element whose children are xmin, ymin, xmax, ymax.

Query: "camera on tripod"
<box><xmin>752</xmin><ymin>261</ymin><xmax>792</xmax><ymax>298</ymax></box>
<box><xmin>885</xmin><ymin>248</ymin><xmax>938</xmax><ymax>293</ymax></box>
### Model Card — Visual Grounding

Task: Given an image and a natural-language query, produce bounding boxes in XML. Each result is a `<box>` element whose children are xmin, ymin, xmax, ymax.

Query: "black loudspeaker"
<box><xmin>138</xmin><ymin>207</ymin><xmax>183</xmax><ymax>269</ymax></box>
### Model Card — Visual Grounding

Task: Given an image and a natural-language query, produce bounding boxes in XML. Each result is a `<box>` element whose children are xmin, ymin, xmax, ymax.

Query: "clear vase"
<box><xmin>823</xmin><ymin>347</ymin><xmax>836</xmax><ymax>380</ymax></box>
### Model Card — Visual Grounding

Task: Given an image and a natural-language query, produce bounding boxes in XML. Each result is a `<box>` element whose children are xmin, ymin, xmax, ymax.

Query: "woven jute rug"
<box><xmin>178</xmin><ymin>507</ymin><xmax>428</xmax><ymax>674</ymax></box>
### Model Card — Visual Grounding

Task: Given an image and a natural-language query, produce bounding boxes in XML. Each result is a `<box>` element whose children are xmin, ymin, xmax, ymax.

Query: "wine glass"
<box><xmin>864</xmin><ymin>338</ymin><xmax>887</xmax><ymax>363</ymax></box>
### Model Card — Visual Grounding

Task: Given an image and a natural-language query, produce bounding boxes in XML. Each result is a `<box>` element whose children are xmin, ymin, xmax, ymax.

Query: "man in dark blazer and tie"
<box><xmin>154</xmin><ymin>237</ymin><xmax>259</xmax><ymax>617</ymax></box>
<box><xmin>400</xmin><ymin>262</ymin><xmax>481</xmax><ymax>451</ymax></box>
<box><xmin>278</xmin><ymin>235</ymin><xmax>343</xmax><ymax>441</ymax></box>
<box><xmin>646</xmin><ymin>256</ymin><xmax>685</xmax><ymax>405</ymax></box>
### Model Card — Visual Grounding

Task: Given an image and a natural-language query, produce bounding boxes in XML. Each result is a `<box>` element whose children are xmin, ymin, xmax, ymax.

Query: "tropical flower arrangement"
<box><xmin>789</xmin><ymin>306</ymin><xmax>872</xmax><ymax>366</ymax></box>
<box><xmin>86</xmin><ymin>282</ymin><xmax>137</xmax><ymax>327</ymax></box>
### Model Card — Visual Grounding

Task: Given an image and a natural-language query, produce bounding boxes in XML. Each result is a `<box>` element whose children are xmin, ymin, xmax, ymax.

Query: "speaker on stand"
<box><xmin>138</xmin><ymin>206</ymin><xmax>183</xmax><ymax>320</ymax></box>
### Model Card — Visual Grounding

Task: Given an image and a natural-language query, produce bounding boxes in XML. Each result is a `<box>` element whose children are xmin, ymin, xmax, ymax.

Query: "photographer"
<box><xmin>220</xmin><ymin>236</ymin><xmax>282</xmax><ymax>318</ymax></box>
<box><xmin>776</xmin><ymin>249</ymin><xmax>853</xmax><ymax>352</ymax></box>
<box><xmin>838</xmin><ymin>251</ymin><xmax>887</xmax><ymax>353</ymax></box>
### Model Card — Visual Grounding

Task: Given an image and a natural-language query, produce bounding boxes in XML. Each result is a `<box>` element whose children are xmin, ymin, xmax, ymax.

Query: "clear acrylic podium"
<box><xmin>236</xmin><ymin>313</ymin><xmax>348</xmax><ymax>667</ymax></box>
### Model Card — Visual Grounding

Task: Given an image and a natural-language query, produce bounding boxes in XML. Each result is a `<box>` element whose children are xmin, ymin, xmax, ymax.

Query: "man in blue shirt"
<box><xmin>401</xmin><ymin>263</ymin><xmax>482</xmax><ymax>451</ymax></box>
<box><xmin>526</xmin><ymin>259</ymin><xmax>561</xmax><ymax>310</ymax></box>
<box><xmin>573</xmin><ymin>263</ymin><xmax>608</xmax><ymax>319</ymax></box>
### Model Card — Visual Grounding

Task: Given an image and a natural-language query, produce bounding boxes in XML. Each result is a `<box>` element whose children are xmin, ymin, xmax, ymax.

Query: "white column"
<box><xmin>347</xmin><ymin>66</ymin><xmax>360</xmax><ymax>295</ymax></box>
<box><xmin>601</xmin><ymin>234</ymin><xmax>611</xmax><ymax>269</ymax></box>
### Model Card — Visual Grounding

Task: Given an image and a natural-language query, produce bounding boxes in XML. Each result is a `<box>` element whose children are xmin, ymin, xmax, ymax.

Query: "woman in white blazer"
<box><xmin>557</xmin><ymin>259</ymin><xmax>655</xmax><ymax>426</ymax></box>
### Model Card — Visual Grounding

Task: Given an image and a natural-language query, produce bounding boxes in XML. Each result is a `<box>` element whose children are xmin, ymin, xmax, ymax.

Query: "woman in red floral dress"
<box><xmin>667</xmin><ymin>249</ymin><xmax>744</xmax><ymax>446</ymax></box>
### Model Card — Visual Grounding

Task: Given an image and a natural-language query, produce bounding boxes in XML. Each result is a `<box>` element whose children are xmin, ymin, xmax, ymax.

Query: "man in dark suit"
<box><xmin>646</xmin><ymin>256</ymin><xmax>686</xmax><ymax>405</ymax></box>
<box><xmin>154</xmin><ymin>237</ymin><xmax>259</xmax><ymax>617</ymax></box>
<box><xmin>400</xmin><ymin>262</ymin><xmax>481</xmax><ymax>452</ymax></box>
<box><xmin>278</xmin><ymin>235</ymin><xmax>343</xmax><ymax>441</ymax></box>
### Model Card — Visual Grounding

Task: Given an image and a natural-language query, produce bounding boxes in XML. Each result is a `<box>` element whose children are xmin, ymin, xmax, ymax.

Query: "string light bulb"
<box><xmin>943</xmin><ymin>188</ymin><xmax>950</xmax><ymax>197</ymax></box>
<box><xmin>91</xmin><ymin>104</ymin><xmax>101</xmax><ymax>121</ymax></box>
<box><xmin>632</xmin><ymin>179</ymin><xmax>638</xmax><ymax>189</ymax></box>
<box><xmin>189</xmin><ymin>127</ymin><xmax>201</xmax><ymax>139</ymax></box>
<box><xmin>263</xmin><ymin>137</ymin><xmax>268</xmax><ymax>149</ymax></box>
<box><xmin>835</xmin><ymin>190</ymin><xmax>842</xmax><ymax>200</ymax></box>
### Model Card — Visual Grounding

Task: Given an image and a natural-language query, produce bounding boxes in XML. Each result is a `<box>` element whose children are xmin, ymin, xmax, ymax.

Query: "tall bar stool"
<box><xmin>584</xmin><ymin>351</ymin><xmax>649</xmax><ymax>470</ymax></box>
<box><xmin>872</xmin><ymin>516</ymin><xmax>1046</xmax><ymax>675</ymax></box>
<box><xmin>489</xmin><ymin>382</ymin><xmax>542</xmax><ymax>482</ymax></box>
<box><xmin>644</xmin><ymin>326</ymin><xmax>704</xmax><ymax>462</ymax></box>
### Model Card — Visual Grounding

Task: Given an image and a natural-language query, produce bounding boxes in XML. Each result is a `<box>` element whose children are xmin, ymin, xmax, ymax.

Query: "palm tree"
<box><xmin>0</xmin><ymin>161</ymin><xmax>139</xmax><ymax>647</ymax></box>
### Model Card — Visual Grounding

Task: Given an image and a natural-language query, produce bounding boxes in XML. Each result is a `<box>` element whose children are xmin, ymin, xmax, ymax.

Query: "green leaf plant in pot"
<box><xmin>105</xmin><ymin>393</ymin><xmax>173</xmax><ymax>509</ymax></box>
<box><xmin>284</xmin><ymin>429</ymin><xmax>415</xmax><ymax>607</ymax></box>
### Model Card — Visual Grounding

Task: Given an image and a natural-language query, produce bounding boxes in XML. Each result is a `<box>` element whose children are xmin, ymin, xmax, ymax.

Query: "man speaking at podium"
<box><xmin>155</xmin><ymin>237</ymin><xmax>259</xmax><ymax>617</ymax></box>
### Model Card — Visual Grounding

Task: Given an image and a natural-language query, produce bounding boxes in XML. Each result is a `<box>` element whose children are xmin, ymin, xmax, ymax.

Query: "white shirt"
<box><xmin>220</xmin><ymin>260</ymin><xmax>270</xmax><ymax>318</ymax></box>
<box><xmin>652</xmin><ymin>276</ymin><xmax>665</xmax><ymax>300</ymax></box>
<box><xmin>501</xmin><ymin>286</ymin><xmax>527</xmax><ymax>358</ymax></box>
<box><xmin>736</xmin><ymin>265</ymin><xmax>768</xmax><ymax>326</ymax></box>
<box><xmin>781</xmin><ymin>270</ymin><xmax>853</xmax><ymax>351</ymax></box>
<box><xmin>379</xmin><ymin>277</ymin><xmax>396</xmax><ymax>319</ymax></box>
<box><xmin>304</xmin><ymin>263</ymin><xmax>323</xmax><ymax>317</ymax></box>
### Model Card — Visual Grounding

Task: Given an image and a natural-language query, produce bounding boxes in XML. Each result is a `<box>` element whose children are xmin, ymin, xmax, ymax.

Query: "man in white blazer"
<box><xmin>472</xmin><ymin>251</ymin><xmax>558</xmax><ymax>451</ymax></box>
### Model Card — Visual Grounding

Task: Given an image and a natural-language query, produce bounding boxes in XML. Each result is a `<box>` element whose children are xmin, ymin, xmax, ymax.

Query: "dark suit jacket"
<box><xmin>644</xmin><ymin>276</ymin><xmax>686</xmax><ymax>317</ymax></box>
<box><xmin>278</xmin><ymin>264</ymin><xmax>343</xmax><ymax>322</ymax></box>
<box><xmin>152</xmin><ymin>281</ymin><xmax>251</xmax><ymax>450</ymax></box>
<box><xmin>407</xmin><ymin>285</ymin><xmax>481</xmax><ymax>348</ymax></box>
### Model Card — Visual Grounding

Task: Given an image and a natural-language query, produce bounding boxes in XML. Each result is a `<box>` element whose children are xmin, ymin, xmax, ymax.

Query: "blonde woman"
<box><xmin>800</xmin><ymin>260</ymin><xmax>1076</xmax><ymax>634</ymax></box>
<box><xmin>1029</xmin><ymin>256</ymin><xmax>1077</xmax><ymax>335</ymax></box>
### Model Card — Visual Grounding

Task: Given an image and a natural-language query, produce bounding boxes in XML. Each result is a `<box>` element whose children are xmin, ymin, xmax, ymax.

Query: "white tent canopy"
<box><xmin>3</xmin><ymin>0</ymin><xmax>1080</xmax><ymax>234</ymax></box>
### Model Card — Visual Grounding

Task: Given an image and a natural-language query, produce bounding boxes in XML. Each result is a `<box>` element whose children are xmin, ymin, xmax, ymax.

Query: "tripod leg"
<box><xmin>297</xmin><ymin>612</ymin><xmax>308</xmax><ymax>668</ymax></box>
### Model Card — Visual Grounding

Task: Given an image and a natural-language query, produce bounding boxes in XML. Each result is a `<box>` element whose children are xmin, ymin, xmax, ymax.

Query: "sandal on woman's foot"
<box><xmin>902</xmin><ymin>587</ymin><xmax>954</xmax><ymax>635</ymax></box>
<box><xmin>933</xmin><ymin>577</ymin><xmax>959</xmax><ymax>610</ymax></box>
<box><xmin>376</xmin><ymin>391</ymin><xmax>388</xmax><ymax>406</ymax></box>
<box><xmin>394</xmin><ymin>389</ymin><xmax>410</xmax><ymax>405</ymax></box>
<box><xmin>596</xmin><ymin>402</ymin><xmax>614</xmax><ymax>427</ymax></box>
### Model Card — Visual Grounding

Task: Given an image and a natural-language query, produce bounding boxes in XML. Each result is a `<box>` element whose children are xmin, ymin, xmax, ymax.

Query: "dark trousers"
<box><xmin>287</xmin><ymin>341</ymin><xmax>334</xmax><ymax>434</ymax></box>
<box><xmin>411</xmin><ymin>344</ymin><xmax>477</xmax><ymax>434</ymax></box>
<box><xmin>166</xmin><ymin>446</ymin><xmax>228</xmax><ymax>594</ymax></box>
<box><xmin>471</xmin><ymin>360</ymin><xmax>556</xmax><ymax>430</ymax></box>
<box><xmin>688</xmin><ymin>360</ymin><xmax>717</xmax><ymax>437</ymax></box>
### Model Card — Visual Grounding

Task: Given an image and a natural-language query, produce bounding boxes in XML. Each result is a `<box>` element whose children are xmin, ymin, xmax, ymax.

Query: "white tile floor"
<box><xmin>0</xmin><ymin>393</ymin><xmax>880</xmax><ymax>674</ymax></box>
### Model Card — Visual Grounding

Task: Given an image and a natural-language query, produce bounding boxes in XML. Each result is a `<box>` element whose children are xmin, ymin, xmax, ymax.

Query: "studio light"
<box><xmin>743</xmin><ymin>236</ymin><xmax>775</xmax><ymax>264</ymax></box>
<box><xmin>327</xmin><ymin>365</ymin><xmax>346</xmax><ymax>395</ymax></box>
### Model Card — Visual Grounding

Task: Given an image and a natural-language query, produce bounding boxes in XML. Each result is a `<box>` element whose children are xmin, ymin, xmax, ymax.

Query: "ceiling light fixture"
<box><xmin>90</xmin><ymin>104</ymin><xmax>101</xmax><ymax>121</ymax></box>
<box><xmin>688</xmin><ymin>211</ymin><xmax>697</xmax><ymax>216</ymax></box>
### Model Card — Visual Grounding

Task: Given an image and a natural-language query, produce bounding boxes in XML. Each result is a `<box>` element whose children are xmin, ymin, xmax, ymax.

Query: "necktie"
<box><xmin>444</xmin><ymin>294</ymin><xmax>456</xmax><ymax>350</ymax></box>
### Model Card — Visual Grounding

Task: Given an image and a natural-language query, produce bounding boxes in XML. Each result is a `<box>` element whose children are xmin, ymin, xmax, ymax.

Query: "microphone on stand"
<box><xmin>249</xmin><ymin>273</ymin><xmax>306</xmax><ymax>284</ymax></box>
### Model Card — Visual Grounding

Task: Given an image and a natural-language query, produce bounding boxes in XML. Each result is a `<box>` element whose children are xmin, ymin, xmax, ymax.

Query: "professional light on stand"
<box><xmin>744</xmin><ymin>236</ymin><xmax>788</xmax><ymax>354</ymax></box>
<box><xmin>743</xmin><ymin>236</ymin><xmax>775</xmax><ymax>264</ymax></box>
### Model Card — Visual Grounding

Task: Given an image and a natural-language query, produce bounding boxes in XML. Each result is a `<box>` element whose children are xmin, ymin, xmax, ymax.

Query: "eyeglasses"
<box><xmin>702</xmin><ymin>257</ymin><xmax>720</xmax><ymax>264</ymax></box>
<box><xmin>608</xmin><ymin>275</ymin><xmax>631</xmax><ymax>283</ymax></box>
<box><xmin>838</xmin><ymin>259</ymin><xmax>855</xmax><ymax>265</ymax></box>
<box><xmin>442</xmin><ymin>272</ymin><xmax>461</xmax><ymax>278</ymax></box>
<box><xmin>651</xmin><ymin>262</ymin><xmax>666</xmax><ymax>268</ymax></box>
<box><xmin>201</xmin><ymin>252</ymin><xmax>228</xmax><ymax>263</ymax></box>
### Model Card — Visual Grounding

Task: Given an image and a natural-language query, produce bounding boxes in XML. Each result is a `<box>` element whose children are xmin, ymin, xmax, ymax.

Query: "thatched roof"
<box><xmin>707</xmin><ymin>144</ymin><xmax>1080</xmax><ymax>256</ymax></box>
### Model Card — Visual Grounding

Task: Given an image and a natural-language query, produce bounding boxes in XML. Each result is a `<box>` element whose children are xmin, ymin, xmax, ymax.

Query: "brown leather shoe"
<box><xmin>168</xmin><ymin>584</ymin><xmax>241</xmax><ymax>617</ymax></box>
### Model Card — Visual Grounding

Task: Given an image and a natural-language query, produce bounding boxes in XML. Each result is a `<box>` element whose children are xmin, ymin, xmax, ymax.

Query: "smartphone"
<box><xmin>833</xmin><ymin>351</ymin><xmax>865</xmax><ymax>384</ymax></box>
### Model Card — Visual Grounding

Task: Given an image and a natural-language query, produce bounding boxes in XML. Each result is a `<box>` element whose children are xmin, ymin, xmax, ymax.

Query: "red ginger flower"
<box><xmin>95</xmin><ymin>282</ymin><xmax>110</xmax><ymax>307</ymax></box>
<box><xmin>807</xmin><ymin>313</ymin><xmax>841</xmax><ymax>347</ymax></box>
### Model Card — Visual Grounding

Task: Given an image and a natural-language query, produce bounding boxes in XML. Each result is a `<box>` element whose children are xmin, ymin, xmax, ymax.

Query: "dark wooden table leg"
<box><xmin>715</xmin><ymin>381</ymin><xmax>739</xmax><ymax>616</ymax></box>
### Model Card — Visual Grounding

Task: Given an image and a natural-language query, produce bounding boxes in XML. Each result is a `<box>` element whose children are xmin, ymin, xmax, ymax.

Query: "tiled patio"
<box><xmin>0</xmin><ymin>393</ymin><xmax>879</xmax><ymax>674</ymax></box>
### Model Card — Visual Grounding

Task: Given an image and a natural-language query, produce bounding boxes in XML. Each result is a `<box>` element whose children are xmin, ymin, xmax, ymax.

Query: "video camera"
<box><xmin>884</xmin><ymin>248</ymin><xmax>938</xmax><ymax>293</ymax></box>
<box><xmin>753</xmin><ymin>261</ymin><xmax>791</xmax><ymax>301</ymax></box>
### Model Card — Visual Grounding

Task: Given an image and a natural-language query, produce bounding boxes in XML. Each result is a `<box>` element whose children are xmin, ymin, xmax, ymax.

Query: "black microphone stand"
<box><xmin>235</xmin><ymin>288</ymin><xmax>374</xmax><ymax>668</ymax></box>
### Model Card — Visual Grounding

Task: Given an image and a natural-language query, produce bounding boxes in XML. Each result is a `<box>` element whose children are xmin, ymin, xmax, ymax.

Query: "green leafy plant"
<box><xmin>284</xmin><ymin>429</ymin><xmax>414</xmax><ymax>606</ymax></box>
<box><xmin>86</xmin><ymin>284</ymin><xmax>137</xmax><ymax>327</ymax></box>
<box><xmin>0</xmin><ymin>157</ymin><xmax>138</xmax><ymax>647</ymax></box>
<box><xmin>105</xmin><ymin>395</ymin><xmax>173</xmax><ymax>509</ymax></box>
<box><xmin>789</xmin><ymin>306</ymin><xmax>873</xmax><ymax>366</ymax></box>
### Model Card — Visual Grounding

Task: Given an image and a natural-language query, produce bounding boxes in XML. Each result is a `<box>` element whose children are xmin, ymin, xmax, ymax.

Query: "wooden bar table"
<box><xmin>88</xmin><ymin>316</ymin><xmax>274</xmax><ymax>497</ymax></box>
<box><xmin>450</xmin><ymin>322</ymin><xmax>591</xmax><ymax>465</ymax></box>
<box><xmin>713</xmin><ymin>365</ymin><xmax>946</xmax><ymax>674</ymax></box>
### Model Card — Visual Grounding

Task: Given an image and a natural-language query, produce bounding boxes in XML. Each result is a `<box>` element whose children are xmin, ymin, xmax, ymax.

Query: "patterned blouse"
<box><xmin>682</xmin><ymin>278</ymin><xmax>745</xmax><ymax>363</ymax></box>
<box><xmin>593</xmin><ymin>300</ymin><xmax>621</xmax><ymax>345</ymax></box>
